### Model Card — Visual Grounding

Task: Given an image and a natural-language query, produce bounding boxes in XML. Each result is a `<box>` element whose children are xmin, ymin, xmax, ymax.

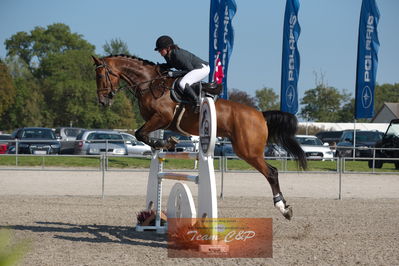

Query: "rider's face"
<box><xmin>158</xmin><ymin>47</ymin><xmax>169</xmax><ymax>57</ymax></box>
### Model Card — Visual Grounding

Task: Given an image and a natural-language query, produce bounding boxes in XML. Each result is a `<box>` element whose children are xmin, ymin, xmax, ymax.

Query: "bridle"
<box><xmin>95</xmin><ymin>59</ymin><xmax>169</xmax><ymax>100</ymax></box>
<box><xmin>95</xmin><ymin>60</ymin><xmax>119</xmax><ymax>99</ymax></box>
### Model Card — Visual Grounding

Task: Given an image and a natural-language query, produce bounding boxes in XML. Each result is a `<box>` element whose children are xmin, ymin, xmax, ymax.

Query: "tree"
<box><xmin>0</xmin><ymin>60</ymin><xmax>16</xmax><ymax>118</ymax></box>
<box><xmin>0</xmin><ymin>74</ymin><xmax>46</xmax><ymax>129</ymax></box>
<box><xmin>300</xmin><ymin>85</ymin><xmax>351</xmax><ymax>122</ymax></box>
<box><xmin>3</xmin><ymin>23</ymin><xmax>136</xmax><ymax>129</ymax></box>
<box><xmin>255</xmin><ymin>87</ymin><xmax>279</xmax><ymax>111</ymax></box>
<box><xmin>0</xmin><ymin>57</ymin><xmax>46</xmax><ymax>129</ymax></box>
<box><xmin>375</xmin><ymin>83</ymin><xmax>399</xmax><ymax>111</ymax></box>
<box><xmin>337</xmin><ymin>98</ymin><xmax>355</xmax><ymax>122</ymax></box>
<box><xmin>228</xmin><ymin>88</ymin><xmax>257</xmax><ymax>108</ymax></box>
<box><xmin>5</xmin><ymin>23</ymin><xmax>94</xmax><ymax>75</ymax></box>
<box><xmin>39</xmin><ymin>49</ymin><xmax>136</xmax><ymax>128</ymax></box>
<box><xmin>103</xmin><ymin>38</ymin><xmax>130</xmax><ymax>55</ymax></box>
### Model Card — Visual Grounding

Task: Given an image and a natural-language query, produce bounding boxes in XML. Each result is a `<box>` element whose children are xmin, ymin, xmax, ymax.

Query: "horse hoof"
<box><xmin>283</xmin><ymin>206</ymin><xmax>293</xmax><ymax>220</ymax></box>
<box><xmin>165</xmin><ymin>136</ymin><xmax>179</xmax><ymax>150</ymax></box>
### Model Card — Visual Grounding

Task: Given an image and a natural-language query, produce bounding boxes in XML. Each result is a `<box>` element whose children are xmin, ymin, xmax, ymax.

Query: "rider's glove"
<box><xmin>167</xmin><ymin>71</ymin><xmax>174</xmax><ymax>77</ymax></box>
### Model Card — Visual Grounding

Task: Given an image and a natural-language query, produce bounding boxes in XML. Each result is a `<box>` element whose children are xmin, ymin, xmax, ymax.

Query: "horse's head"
<box><xmin>92</xmin><ymin>56</ymin><xmax>120</xmax><ymax>106</ymax></box>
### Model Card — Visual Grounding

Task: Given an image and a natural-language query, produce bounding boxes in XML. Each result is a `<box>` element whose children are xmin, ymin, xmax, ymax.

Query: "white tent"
<box><xmin>298</xmin><ymin>122</ymin><xmax>389</xmax><ymax>133</ymax></box>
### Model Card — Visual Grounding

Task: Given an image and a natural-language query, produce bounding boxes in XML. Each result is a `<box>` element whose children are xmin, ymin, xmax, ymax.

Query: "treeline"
<box><xmin>0</xmin><ymin>23</ymin><xmax>398</xmax><ymax>132</ymax></box>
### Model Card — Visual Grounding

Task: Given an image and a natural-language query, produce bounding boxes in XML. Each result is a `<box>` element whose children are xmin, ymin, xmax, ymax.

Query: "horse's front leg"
<box><xmin>135</xmin><ymin>114</ymin><xmax>178</xmax><ymax>150</ymax></box>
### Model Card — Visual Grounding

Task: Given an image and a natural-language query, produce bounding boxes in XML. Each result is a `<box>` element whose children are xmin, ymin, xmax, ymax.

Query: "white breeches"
<box><xmin>179</xmin><ymin>64</ymin><xmax>210</xmax><ymax>89</ymax></box>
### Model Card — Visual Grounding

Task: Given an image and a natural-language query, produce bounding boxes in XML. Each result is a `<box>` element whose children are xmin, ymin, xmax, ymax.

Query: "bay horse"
<box><xmin>92</xmin><ymin>54</ymin><xmax>307</xmax><ymax>220</ymax></box>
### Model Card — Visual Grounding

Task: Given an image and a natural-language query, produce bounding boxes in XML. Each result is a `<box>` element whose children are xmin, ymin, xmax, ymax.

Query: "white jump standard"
<box><xmin>135</xmin><ymin>97</ymin><xmax>218</xmax><ymax>233</ymax></box>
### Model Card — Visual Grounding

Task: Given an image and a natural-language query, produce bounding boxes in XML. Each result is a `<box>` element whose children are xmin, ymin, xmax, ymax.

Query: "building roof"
<box><xmin>383</xmin><ymin>102</ymin><xmax>399</xmax><ymax>117</ymax></box>
<box><xmin>371</xmin><ymin>102</ymin><xmax>399</xmax><ymax>122</ymax></box>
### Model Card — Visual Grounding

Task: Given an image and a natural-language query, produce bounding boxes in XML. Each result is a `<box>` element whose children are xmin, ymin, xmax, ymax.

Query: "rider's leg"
<box><xmin>183</xmin><ymin>84</ymin><xmax>199</xmax><ymax>104</ymax></box>
<box><xmin>179</xmin><ymin>64</ymin><xmax>210</xmax><ymax>105</ymax></box>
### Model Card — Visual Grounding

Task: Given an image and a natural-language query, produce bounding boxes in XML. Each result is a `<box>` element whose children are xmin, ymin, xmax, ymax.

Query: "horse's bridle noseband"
<box><xmin>95</xmin><ymin>61</ymin><xmax>119</xmax><ymax>99</ymax></box>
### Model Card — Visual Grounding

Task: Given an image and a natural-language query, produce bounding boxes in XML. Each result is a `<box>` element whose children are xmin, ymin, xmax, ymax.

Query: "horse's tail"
<box><xmin>263</xmin><ymin>110</ymin><xmax>307</xmax><ymax>170</ymax></box>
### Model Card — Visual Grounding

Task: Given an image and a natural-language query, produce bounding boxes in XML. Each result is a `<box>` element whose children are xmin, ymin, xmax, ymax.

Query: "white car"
<box><xmin>296</xmin><ymin>135</ymin><xmax>334</xmax><ymax>161</ymax></box>
<box><xmin>120</xmin><ymin>133</ymin><xmax>152</xmax><ymax>157</ymax></box>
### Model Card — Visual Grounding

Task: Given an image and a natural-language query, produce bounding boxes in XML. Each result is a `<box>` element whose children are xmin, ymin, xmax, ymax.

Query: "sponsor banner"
<box><xmin>280</xmin><ymin>0</ymin><xmax>301</xmax><ymax>114</ymax></box>
<box><xmin>209</xmin><ymin>0</ymin><xmax>237</xmax><ymax>99</ymax></box>
<box><xmin>168</xmin><ymin>218</ymin><xmax>272</xmax><ymax>258</ymax></box>
<box><xmin>355</xmin><ymin>0</ymin><xmax>380</xmax><ymax>119</ymax></box>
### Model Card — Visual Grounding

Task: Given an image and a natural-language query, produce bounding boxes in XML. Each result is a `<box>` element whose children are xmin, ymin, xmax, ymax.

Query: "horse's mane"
<box><xmin>104</xmin><ymin>54</ymin><xmax>156</xmax><ymax>66</ymax></box>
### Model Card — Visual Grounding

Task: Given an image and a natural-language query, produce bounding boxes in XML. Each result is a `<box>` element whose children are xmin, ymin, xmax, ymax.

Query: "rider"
<box><xmin>154</xmin><ymin>35</ymin><xmax>210</xmax><ymax>110</ymax></box>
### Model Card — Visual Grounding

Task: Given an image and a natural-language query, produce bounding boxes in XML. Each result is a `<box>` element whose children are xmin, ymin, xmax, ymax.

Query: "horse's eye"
<box><xmin>97</xmin><ymin>74</ymin><xmax>103</xmax><ymax>79</ymax></box>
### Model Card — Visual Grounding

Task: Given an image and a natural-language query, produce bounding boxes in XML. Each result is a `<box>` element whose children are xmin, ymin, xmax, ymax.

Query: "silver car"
<box><xmin>74</xmin><ymin>130</ymin><xmax>127</xmax><ymax>155</ymax></box>
<box><xmin>120</xmin><ymin>133</ymin><xmax>152</xmax><ymax>156</ymax></box>
<box><xmin>55</xmin><ymin>127</ymin><xmax>85</xmax><ymax>154</ymax></box>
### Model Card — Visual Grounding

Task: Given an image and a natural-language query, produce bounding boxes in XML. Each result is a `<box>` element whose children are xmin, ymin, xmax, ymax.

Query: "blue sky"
<box><xmin>1</xmin><ymin>0</ymin><xmax>398</xmax><ymax>102</ymax></box>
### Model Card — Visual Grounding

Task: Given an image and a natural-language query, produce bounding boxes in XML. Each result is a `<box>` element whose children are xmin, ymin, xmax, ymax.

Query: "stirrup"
<box><xmin>202</xmin><ymin>82</ymin><xmax>222</xmax><ymax>95</ymax></box>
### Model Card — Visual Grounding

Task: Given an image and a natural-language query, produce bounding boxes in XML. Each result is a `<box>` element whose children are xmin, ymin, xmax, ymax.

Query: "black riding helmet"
<box><xmin>154</xmin><ymin>35</ymin><xmax>174</xmax><ymax>51</ymax></box>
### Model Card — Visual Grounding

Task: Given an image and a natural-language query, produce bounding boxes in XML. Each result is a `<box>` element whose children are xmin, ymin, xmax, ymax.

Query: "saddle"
<box><xmin>169</xmin><ymin>77</ymin><xmax>222</xmax><ymax>104</ymax></box>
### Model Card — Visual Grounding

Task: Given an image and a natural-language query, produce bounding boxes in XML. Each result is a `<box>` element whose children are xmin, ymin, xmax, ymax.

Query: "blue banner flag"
<box><xmin>280</xmin><ymin>0</ymin><xmax>301</xmax><ymax>114</ymax></box>
<box><xmin>209</xmin><ymin>0</ymin><xmax>237</xmax><ymax>99</ymax></box>
<box><xmin>355</xmin><ymin>0</ymin><xmax>380</xmax><ymax>119</ymax></box>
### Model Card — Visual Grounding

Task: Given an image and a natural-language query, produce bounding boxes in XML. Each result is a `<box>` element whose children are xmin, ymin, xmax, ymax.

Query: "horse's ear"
<box><xmin>92</xmin><ymin>56</ymin><xmax>102</xmax><ymax>66</ymax></box>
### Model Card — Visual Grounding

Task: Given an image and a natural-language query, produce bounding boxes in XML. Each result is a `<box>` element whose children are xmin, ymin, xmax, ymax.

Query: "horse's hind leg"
<box><xmin>265</xmin><ymin>163</ymin><xmax>293</xmax><ymax>220</ymax></box>
<box><xmin>247</xmin><ymin>155</ymin><xmax>293</xmax><ymax>220</ymax></box>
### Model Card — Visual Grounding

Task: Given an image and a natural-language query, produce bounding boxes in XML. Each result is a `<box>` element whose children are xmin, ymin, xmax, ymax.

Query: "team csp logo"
<box><xmin>285</xmin><ymin>85</ymin><xmax>296</xmax><ymax>108</ymax></box>
<box><xmin>361</xmin><ymin>86</ymin><xmax>372</xmax><ymax>109</ymax></box>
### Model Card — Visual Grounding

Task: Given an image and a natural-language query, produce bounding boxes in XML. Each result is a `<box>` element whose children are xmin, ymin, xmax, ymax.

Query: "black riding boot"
<box><xmin>184</xmin><ymin>84</ymin><xmax>200</xmax><ymax>113</ymax></box>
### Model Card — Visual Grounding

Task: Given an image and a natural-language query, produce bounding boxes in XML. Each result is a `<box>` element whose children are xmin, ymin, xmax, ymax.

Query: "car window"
<box><xmin>386</xmin><ymin>123</ymin><xmax>399</xmax><ymax>138</ymax></box>
<box><xmin>15</xmin><ymin>130</ymin><xmax>23</xmax><ymax>139</ymax></box>
<box><xmin>317</xmin><ymin>131</ymin><xmax>342</xmax><ymax>139</ymax></box>
<box><xmin>89</xmin><ymin>133</ymin><xmax>123</xmax><ymax>140</ymax></box>
<box><xmin>76</xmin><ymin>132</ymin><xmax>85</xmax><ymax>140</ymax></box>
<box><xmin>65</xmin><ymin>128</ymin><xmax>82</xmax><ymax>137</ymax></box>
<box><xmin>21</xmin><ymin>129</ymin><xmax>56</xmax><ymax>139</ymax></box>
<box><xmin>356</xmin><ymin>132</ymin><xmax>382</xmax><ymax>142</ymax></box>
<box><xmin>296</xmin><ymin>137</ymin><xmax>323</xmax><ymax>146</ymax></box>
<box><xmin>0</xmin><ymin>135</ymin><xmax>11</xmax><ymax>140</ymax></box>
<box><xmin>342</xmin><ymin>132</ymin><xmax>353</xmax><ymax>141</ymax></box>
<box><xmin>122</xmin><ymin>134</ymin><xmax>136</xmax><ymax>143</ymax></box>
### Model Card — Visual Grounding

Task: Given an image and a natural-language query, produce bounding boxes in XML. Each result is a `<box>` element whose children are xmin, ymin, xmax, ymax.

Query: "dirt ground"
<box><xmin>0</xmin><ymin>170</ymin><xmax>398</xmax><ymax>265</ymax></box>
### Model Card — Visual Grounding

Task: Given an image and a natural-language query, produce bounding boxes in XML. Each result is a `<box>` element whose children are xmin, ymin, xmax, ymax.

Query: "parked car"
<box><xmin>74</xmin><ymin>130</ymin><xmax>127</xmax><ymax>155</ymax></box>
<box><xmin>213</xmin><ymin>138</ymin><xmax>288</xmax><ymax>159</ymax></box>
<box><xmin>368</xmin><ymin>119</ymin><xmax>399</xmax><ymax>169</ymax></box>
<box><xmin>295</xmin><ymin>135</ymin><xmax>333</xmax><ymax>160</ymax></box>
<box><xmin>214</xmin><ymin>137</ymin><xmax>236</xmax><ymax>157</ymax></box>
<box><xmin>0</xmin><ymin>134</ymin><xmax>11</xmax><ymax>154</ymax></box>
<box><xmin>120</xmin><ymin>132</ymin><xmax>152</xmax><ymax>156</ymax></box>
<box><xmin>7</xmin><ymin>127</ymin><xmax>61</xmax><ymax>154</ymax></box>
<box><xmin>162</xmin><ymin>130</ymin><xmax>196</xmax><ymax>152</ymax></box>
<box><xmin>335</xmin><ymin>130</ymin><xmax>383</xmax><ymax>158</ymax></box>
<box><xmin>315</xmin><ymin>130</ymin><xmax>343</xmax><ymax>146</ymax></box>
<box><xmin>55</xmin><ymin>127</ymin><xmax>85</xmax><ymax>154</ymax></box>
<box><xmin>264</xmin><ymin>143</ymin><xmax>288</xmax><ymax>158</ymax></box>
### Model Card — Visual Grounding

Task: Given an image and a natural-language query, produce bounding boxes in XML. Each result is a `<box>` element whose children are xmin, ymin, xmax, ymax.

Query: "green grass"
<box><xmin>0</xmin><ymin>155</ymin><xmax>102</xmax><ymax>168</ymax></box>
<box><xmin>0</xmin><ymin>155</ymin><xmax>398</xmax><ymax>173</ymax></box>
<box><xmin>224</xmin><ymin>158</ymin><xmax>339</xmax><ymax>172</ymax></box>
<box><xmin>342</xmin><ymin>159</ymin><xmax>399</xmax><ymax>173</ymax></box>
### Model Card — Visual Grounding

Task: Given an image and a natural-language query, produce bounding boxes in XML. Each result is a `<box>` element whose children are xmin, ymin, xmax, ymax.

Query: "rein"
<box><xmin>121</xmin><ymin>75</ymin><xmax>168</xmax><ymax>99</ymax></box>
<box><xmin>96</xmin><ymin>61</ymin><xmax>169</xmax><ymax>99</ymax></box>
